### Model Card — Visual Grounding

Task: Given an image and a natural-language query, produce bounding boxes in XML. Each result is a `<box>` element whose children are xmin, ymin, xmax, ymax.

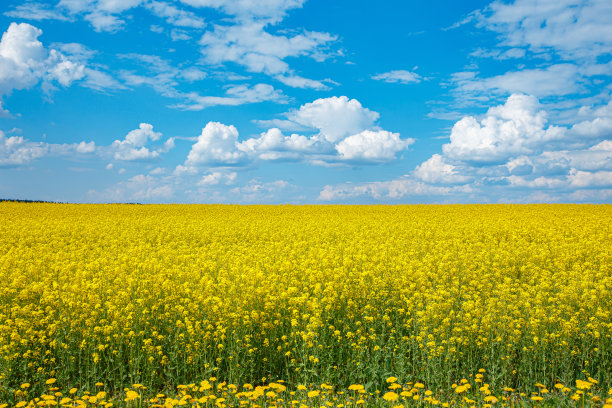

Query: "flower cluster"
<box><xmin>0</xmin><ymin>203</ymin><xmax>610</xmax><ymax>406</ymax></box>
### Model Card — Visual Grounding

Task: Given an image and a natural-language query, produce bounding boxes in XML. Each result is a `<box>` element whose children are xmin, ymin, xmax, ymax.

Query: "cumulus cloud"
<box><xmin>414</xmin><ymin>154</ymin><xmax>471</xmax><ymax>184</ymax></box>
<box><xmin>372</xmin><ymin>70</ymin><xmax>422</xmax><ymax>84</ymax></box>
<box><xmin>110</xmin><ymin>123</ymin><xmax>174</xmax><ymax>161</ymax></box>
<box><xmin>184</xmin><ymin>122</ymin><xmax>245</xmax><ymax>167</ymax></box>
<box><xmin>0</xmin><ymin>22</ymin><xmax>122</xmax><ymax>111</ymax></box>
<box><xmin>0</xmin><ymin>22</ymin><xmax>84</xmax><ymax>99</ymax></box>
<box><xmin>442</xmin><ymin>94</ymin><xmax>566</xmax><ymax>163</ymax></box>
<box><xmin>335</xmin><ymin>130</ymin><xmax>413</xmax><ymax>162</ymax></box>
<box><xmin>275</xmin><ymin>96</ymin><xmax>380</xmax><ymax>143</ymax></box>
<box><xmin>237</xmin><ymin>128</ymin><xmax>321</xmax><ymax>160</ymax></box>
<box><xmin>0</xmin><ymin>131</ymin><xmax>47</xmax><ymax>168</ymax></box>
<box><xmin>320</xmin><ymin>94</ymin><xmax>612</xmax><ymax>203</ymax></box>
<box><xmin>177</xmin><ymin>96</ymin><xmax>411</xmax><ymax>173</ymax></box>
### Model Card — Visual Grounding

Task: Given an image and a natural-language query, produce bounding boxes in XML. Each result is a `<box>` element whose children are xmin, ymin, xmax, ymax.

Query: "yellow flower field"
<box><xmin>0</xmin><ymin>203</ymin><xmax>611</xmax><ymax>407</ymax></box>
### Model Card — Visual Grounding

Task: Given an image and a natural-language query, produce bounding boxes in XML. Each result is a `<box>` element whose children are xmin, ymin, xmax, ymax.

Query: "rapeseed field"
<box><xmin>0</xmin><ymin>203</ymin><xmax>610</xmax><ymax>407</ymax></box>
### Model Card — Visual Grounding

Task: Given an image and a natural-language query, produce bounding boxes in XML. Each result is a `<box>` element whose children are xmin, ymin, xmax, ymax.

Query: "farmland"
<box><xmin>0</xmin><ymin>203</ymin><xmax>611</xmax><ymax>407</ymax></box>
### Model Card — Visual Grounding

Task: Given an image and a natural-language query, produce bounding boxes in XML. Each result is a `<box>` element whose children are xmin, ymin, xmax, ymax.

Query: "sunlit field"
<box><xmin>1</xmin><ymin>203</ymin><xmax>611</xmax><ymax>407</ymax></box>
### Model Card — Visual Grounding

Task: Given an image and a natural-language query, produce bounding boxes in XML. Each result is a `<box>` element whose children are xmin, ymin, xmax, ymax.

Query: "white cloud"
<box><xmin>275</xmin><ymin>74</ymin><xmax>329</xmax><ymax>90</ymax></box>
<box><xmin>58</xmin><ymin>0</ymin><xmax>144</xmax><ymax>32</ymax></box>
<box><xmin>170</xmin><ymin>29</ymin><xmax>191</xmax><ymax>41</ymax></box>
<box><xmin>181</xmin><ymin>67</ymin><xmax>207</xmax><ymax>82</ymax></box>
<box><xmin>88</xmin><ymin>173</ymin><xmax>173</xmax><ymax>202</ymax></box>
<box><xmin>0</xmin><ymin>22</ymin><xmax>121</xmax><ymax>112</ymax></box>
<box><xmin>126</xmin><ymin>123</ymin><xmax>162</xmax><ymax>145</ymax></box>
<box><xmin>0</xmin><ymin>130</ymin><xmax>95</xmax><ymax>168</ymax></box>
<box><xmin>452</xmin><ymin>64</ymin><xmax>585</xmax><ymax>100</ymax></box>
<box><xmin>568</xmin><ymin>169</ymin><xmax>612</xmax><ymax>188</ymax></box>
<box><xmin>237</xmin><ymin>96</ymin><xmax>412</xmax><ymax>164</ymax></box>
<box><xmin>590</xmin><ymin>139</ymin><xmax>612</xmax><ymax>151</ymax></box>
<box><xmin>52</xmin><ymin>42</ymin><xmax>96</xmax><ymax>62</ymax></box>
<box><xmin>82</xmin><ymin>10</ymin><xmax>125</xmax><ymax>32</ymax></box>
<box><xmin>282</xmin><ymin>96</ymin><xmax>380</xmax><ymax>143</ymax></box>
<box><xmin>198</xmin><ymin>20</ymin><xmax>335</xmax><ymax>88</ymax></box>
<box><xmin>505</xmin><ymin>175</ymin><xmax>566</xmax><ymax>189</ymax></box>
<box><xmin>81</xmin><ymin>67</ymin><xmax>125</xmax><ymax>91</ymax></box>
<box><xmin>146</xmin><ymin>1</ymin><xmax>205</xmax><ymax>28</ymax></box>
<box><xmin>75</xmin><ymin>141</ymin><xmax>96</xmax><ymax>153</ymax></box>
<box><xmin>505</xmin><ymin>156</ymin><xmax>534</xmax><ymax>175</ymax></box>
<box><xmin>318</xmin><ymin>178</ymin><xmax>473</xmax><ymax>201</ymax></box>
<box><xmin>478</xmin><ymin>0</ymin><xmax>612</xmax><ymax>60</ymax></box>
<box><xmin>184</xmin><ymin>122</ymin><xmax>245</xmax><ymax>166</ymax></box>
<box><xmin>229</xmin><ymin>179</ymin><xmax>290</xmax><ymax>202</ymax></box>
<box><xmin>175</xmin><ymin>84</ymin><xmax>286</xmax><ymax>110</ymax></box>
<box><xmin>177</xmin><ymin>96</ymin><xmax>411</xmax><ymax>171</ymax></box>
<box><xmin>0</xmin><ymin>131</ymin><xmax>47</xmax><ymax>167</ymax></box>
<box><xmin>46</xmin><ymin>51</ymin><xmax>85</xmax><ymax>86</ymax></box>
<box><xmin>469</xmin><ymin>47</ymin><xmax>526</xmax><ymax>60</ymax></box>
<box><xmin>321</xmin><ymin>94</ymin><xmax>612</xmax><ymax>203</ymax></box>
<box><xmin>372</xmin><ymin>70</ymin><xmax>422</xmax><ymax>84</ymax></box>
<box><xmin>198</xmin><ymin>171</ymin><xmax>237</xmax><ymax>186</ymax></box>
<box><xmin>237</xmin><ymin>127</ymin><xmax>321</xmax><ymax>160</ymax></box>
<box><xmin>335</xmin><ymin>130</ymin><xmax>413</xmax><ymax>162</ymax></box>
<box><xmin>448</xmin><ymin>0</ymin><xmax>612</xmax><ymax>110</ymax></box>
<box><xmin>0</xmin><ymin>23</ymin><xmax>48</xmax><ymax>92</ymax></box>
<box><xmin>119</xmin><ymin>53</ymin><xmax>286</xmax><ymax>109</ymax></box>
<box><xmin>414</xmin><ymin>154</ymin><xmax>471</xmax><ymax>184</ymax></box>
<box><xmin>4</xmin><ymin>3</ymin><xmax>70</xmax><ymax>21</ymax></box>
<box><xmin>110</xmin><ymin>123</ymin><xmax>174</xmax><ymax>161</ymax></box>
<box><xmin>442</xmin><ymin>94</ymin><xmax>566</xmax><ymax>163</ymax></box>
<box><xmin>569</xmin><ymin>100</ymin><xmax>612</xmax><ymax>139</ymax></box>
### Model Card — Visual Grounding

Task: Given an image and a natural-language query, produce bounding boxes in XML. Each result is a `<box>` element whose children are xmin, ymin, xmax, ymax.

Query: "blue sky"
<box><xmin>0</xmin><ymin>0</ymin><xmax>610</xmax><ymax>203</ymax></box>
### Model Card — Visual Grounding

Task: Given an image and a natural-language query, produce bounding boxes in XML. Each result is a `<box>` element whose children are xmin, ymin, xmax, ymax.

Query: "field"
<box><xmin>0</xmin><ymin>203</ymin><xmax>611</xmax><ymax>407</ymax></box>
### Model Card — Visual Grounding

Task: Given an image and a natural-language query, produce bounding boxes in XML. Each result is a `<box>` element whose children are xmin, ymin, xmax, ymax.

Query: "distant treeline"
<box><xmin>0</xmin><ymin>199</ymin><xmax>143</xmax><ymax>204</ymax></box>
<box><xmin>0</xmin><ymin>199</ymin><xmax>60</xmax><ymax>203</ymax></box>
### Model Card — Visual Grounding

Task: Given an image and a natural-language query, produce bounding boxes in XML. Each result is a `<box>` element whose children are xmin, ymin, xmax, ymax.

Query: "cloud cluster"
<box><xmin>479</xmin><ymin>0</ymin><xmax>612</xmax><ymax>60</ymax></box>
<box><xmin>0</xmin><ymin>121</ymin><xmax>176</xmax><ymax>169</ymax></box>
<box><xmin>177</xmin><ymin>96</ymin><xmax>413</xmax><ymax>174</ymax></box>
<box><xmin>117</xmin><ymin>53</ymin><xmax>287</xmax><ymax>110</ymax></box>
<box><xmin>5</xmin><ymin>0</ymin><xmax>334</xmax><ymax>90</ymax></box>
<box><xmin>447</xmin><ymin>0</ymin><xmax>612</xmax><ymax>106</ymax></box>
<box><xmin>320</xmin><ymin>94</ymin><xmax>612</xmax><ymax>202</ymax></box>
<box><xmin>0</xmin><ymin>130</ymin><xmax>96</xmax><ymax>168</ymax></box>
<box><xmin>109</xmin><ymin>123</ymin><xmax>174</xmax><ymax>161</ymax></box>
<box><xmin>0</xmin><ymin>23</ymin><xmax>85</xmax><ymax>111</ymax></box>
<box><xmin>199</xmin><ymin>21</ymin><xmax>335</xmax><ymax>89</ymax></box>
<box><xmin>442</xmin><ymin>94</ymin><xmax>565</xmax><ymax>163</ymax></box>
<box><xmin>0</xmin><ymin>22</ymin><xmax>125</xmax><ymax>113</ymax></box>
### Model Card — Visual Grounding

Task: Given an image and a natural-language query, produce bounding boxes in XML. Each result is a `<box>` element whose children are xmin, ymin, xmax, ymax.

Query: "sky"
<box><xmin>0</xmin><ymin>0</ymin><xmax>611</xmax><ymax>204</ymax></box>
